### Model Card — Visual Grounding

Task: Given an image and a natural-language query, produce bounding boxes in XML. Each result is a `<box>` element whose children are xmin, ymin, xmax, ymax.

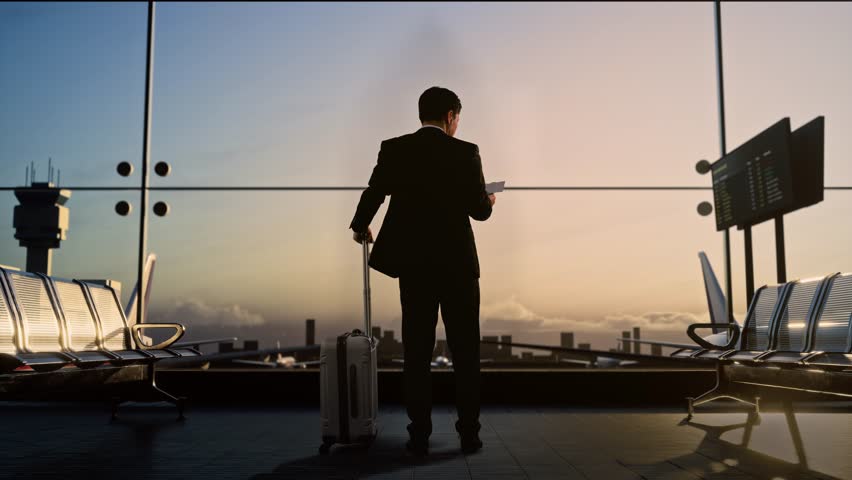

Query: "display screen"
<box><xmin>787</xmin><ymin>116</ymin><xmax>825</xmax><ymax>212</ymax></box>
<box><xmin>711</xmin><ymin>118</ymin><xmax>794</xmax><ymax>231</ymax></box>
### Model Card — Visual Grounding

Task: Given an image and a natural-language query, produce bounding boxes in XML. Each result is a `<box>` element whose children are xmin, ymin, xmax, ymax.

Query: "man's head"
<box><xmin>419</xmin><ymin>86</ymin><xmax>461</xmax><ymax>137</ymax></box>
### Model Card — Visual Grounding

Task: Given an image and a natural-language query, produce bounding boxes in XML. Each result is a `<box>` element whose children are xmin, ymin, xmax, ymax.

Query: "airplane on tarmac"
<box><xmin>231</xmin><ymin>348</ymin><xmax>322</xmax><ymax>369</ymax></box>
<box><xmin>391</xmin><ymin>355</ymin><xmax>493</xmax><ymax>369</ymax></box>
<box><xmin>483</xmin><ymin>252</ymin><xmax>732</xmax><ymax>367</ymax></box>
<box><xmin>558</xmin><ymin>356</ymin><xmax>637</xmax><ymax>368</ymax></box>
<box><xmin>128</xmin><ymin>254</ymin><xmax>321</xmax><ymax>369</ymax></box>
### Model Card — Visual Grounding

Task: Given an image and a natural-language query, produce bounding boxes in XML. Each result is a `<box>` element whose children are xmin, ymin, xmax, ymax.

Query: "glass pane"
<box><xmin>0</xmin><ymin>190</ymin><xmax>139</xmax><ymax>308</ymax></box>
<box><xmin>151</xmin><ymin>2</ymin><xmax>717</xmax><ymax>187</ymax></box>
<box><xmin>723</xmin><ymin>2</ymin><xmax>852</xmax><ymax>185</ymax></box>
<box><xmin>147</xmin><ymin>190</ymin><xmax>731</xmax><ymax>354</ymax></box>
<box><xmin>0</xmin><ymin>3</ymin><xmax>147</xmax><ymax>188</ymax></box>
<box><xmin>723</xmin><ymin>192</ymin><xmax>852</xmax><ymax>316</ymax></box>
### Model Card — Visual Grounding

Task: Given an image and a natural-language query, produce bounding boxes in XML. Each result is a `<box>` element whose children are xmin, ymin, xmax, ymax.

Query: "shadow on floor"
<box><xmin>0</xmin><ymin>404</ymin><xmax>188</xmax><ymax>479</ymax></box>
<box><xmin>250</xmin><ymin>434</ymin><xmax>468</xmax><ymax>480</ymax></box>
<box><xmin>651</xmin><ymin>405</ymin><xmax>846</xmax><ymax>480</ymax></box>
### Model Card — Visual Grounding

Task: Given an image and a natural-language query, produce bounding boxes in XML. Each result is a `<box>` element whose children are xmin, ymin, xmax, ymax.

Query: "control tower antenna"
<box><xmin>57</xmin><ymin>169</ymin><xmax>61</xmax><ymax>187</ymax></box>
<box><xmin>48</xmin><ymin>157</ymin><xmax>52</xmax><ymax>183</ymax></box>
<box><xmin>25</xmin><ymin>166</ymin><xmax>29</xmax><ymax>186</ymax></box>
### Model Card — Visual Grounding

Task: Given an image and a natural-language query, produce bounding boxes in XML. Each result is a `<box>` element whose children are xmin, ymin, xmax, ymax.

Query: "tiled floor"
<box><xmin>0</xmin><ymin>402</ymin><xmax>849</xmax><ymax>479</ymax></box>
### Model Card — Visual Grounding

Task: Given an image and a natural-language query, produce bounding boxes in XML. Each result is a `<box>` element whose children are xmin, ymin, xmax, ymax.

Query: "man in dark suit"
<box><xmin>349</xmin><ymin>86</ymin><xmax>495</xmax><ymax>455</ymax></box>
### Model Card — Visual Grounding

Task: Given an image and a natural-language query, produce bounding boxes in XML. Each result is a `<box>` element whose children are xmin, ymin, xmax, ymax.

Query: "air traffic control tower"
<box><xmin>13</xmin><ymin>182</ymin><xmax>71</xmax><ymax>276</ymax></box>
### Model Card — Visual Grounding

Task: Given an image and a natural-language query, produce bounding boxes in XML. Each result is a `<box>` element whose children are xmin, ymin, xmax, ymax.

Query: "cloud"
<box><xmin>480</xmin><ymin>296</ymin><xmax>707</xmax><ymax>334</ymax></box>
<box><xmin>601</xmin><ymin>312</ymin><xmax>707</xmax><ymax>331</ymax></box>
<box><xmin>150</xmin><ymin>298</ymin><xmax>266</xmax><ymax>327</ymax></box>
<box><xmin>480</xmin><ymin>297</ymin><xmax>562</xmax><ymax>331</ymax></box>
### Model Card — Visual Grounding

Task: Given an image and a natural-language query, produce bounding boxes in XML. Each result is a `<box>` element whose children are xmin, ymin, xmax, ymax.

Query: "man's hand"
<box><xmin>352</xmin><ymin>226</ymin><xmax>374</xmax><ymax>244</ymax></box>
<box><xmin>488</xmin><ymin>194</ymin><xmax>496</xmax><ymax>207</ymax></box>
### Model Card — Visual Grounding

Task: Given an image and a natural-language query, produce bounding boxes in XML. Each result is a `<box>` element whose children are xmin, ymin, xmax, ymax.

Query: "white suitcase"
<box><xmin>319</xmin><ymin>239</ymin><xmax>378</xmax><ymax>454</ymax></box>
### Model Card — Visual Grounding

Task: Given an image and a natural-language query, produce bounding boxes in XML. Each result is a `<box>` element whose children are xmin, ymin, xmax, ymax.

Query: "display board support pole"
<box><xmin>724</xmin><ymin>230</ymin><xmax>733</xmax><ymax>326</ymax></box>
<box><xmin>775</xmin><ymin>215</ymin><xmax>787</xmax><ymax>283</ymax></box>
<box><xmin>744</xmin><ymin>226</ymin><xmax>755</xmax><ymax>307</ymax></box>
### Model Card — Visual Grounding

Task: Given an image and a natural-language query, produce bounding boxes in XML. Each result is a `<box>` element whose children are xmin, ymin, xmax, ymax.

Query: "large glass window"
<box><xmin>144</xmin><ymin>190</ymin><xmax>725</xmax><ymax>351</ymax></box>
<box><xmin>723</xmin><ymin>2</ymin><xmax>852</xmax><ymax>184</ymax></box>
<box><xmin>0</xmin><ymin>191</ymin><xmax>139</xmax><ymax>307</ymax></box>
<box><xmin>149</xmin><ymin>2</ymin><xmax>718</xmax><ymax>187</ymax></box>
<box><xmin>0</xmin><ymin>3</ymin><xmax>146</xmax><ymax>188</ymax></box>
<box><xmin>3</xmin><ymin>2</ymin><xmax>845</xmax><ymax>361</ymax></box>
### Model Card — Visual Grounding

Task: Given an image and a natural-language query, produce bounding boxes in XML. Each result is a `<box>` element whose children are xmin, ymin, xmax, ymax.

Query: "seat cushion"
<box><xmin>724</xmin><ymin>350</ymin><xmax>765</xmax><ymax>362</ymax></box>
<box><xmin>70</xmin><ymin>350</ymin><xmax>115</xmax><ymax>366</ymax></box>
<box><xmin>693</xmin><ymin>349</ymin><xmax>730</xmax><ymax>359</ymax></box>
<box><xmin>761</xmin><ymin>351</ymin><xmax>811</xmax><ymax>365</ymax></box>
<box><xmin>804</xmin><ymin>353</ymin><xmax>852</xmax><ymax>368</ymax></box>
<box><xmin>16</xmin><ymin>352</ymin><xmax>72</xmax><ymax>372</ymax></box>
<box><xmin>168</xmin><ymin>347</ymin><xmax>201</xmax><ymax>357</ymax></box>
<box><xmin>141</xmin><ymin>349</ymin><xmax>179</xmax><ymax>360</ymax></box>
<box><xmin>110</xmin><ymin>350</ymin><xmax>154</xmax><ymax>363</ymax></box>
<box><xmin>671</xmin><ymin>349</ymin><xmax>701</xmax><ymax>358</ymax></box>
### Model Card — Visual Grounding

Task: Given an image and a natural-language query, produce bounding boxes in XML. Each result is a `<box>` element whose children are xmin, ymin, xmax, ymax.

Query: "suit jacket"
<box><xmin>349</xmin><ymin>127</ymin><xmax>493</xmax><ymax>279</ymax></box>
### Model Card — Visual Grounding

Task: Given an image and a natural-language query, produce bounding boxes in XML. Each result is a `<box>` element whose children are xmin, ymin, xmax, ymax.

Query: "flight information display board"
<box><xmin>711</xmin><ymin>118</ymin><xmax>794</xmax><ymax>231</ymax></box>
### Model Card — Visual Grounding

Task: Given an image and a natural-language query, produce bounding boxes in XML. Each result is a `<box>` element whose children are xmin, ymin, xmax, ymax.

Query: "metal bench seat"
<box><xmin>795</xmin><ymin>273</ymin><xmax>852</xmax><ymax>370</ymax></box>
<box><xmin>108</xmin><ymin>349</ymin><xmax>155</xmax><ymax>362</ymax></box>
<box><xmin>0</xmin><ymin>269</ymin><xmax>72</xmax><ymax>372</ymax></box>
<box><xmin>685</xmin><ymin>272</ymin><xmax>852</xmax><ymax>421</ymax></box>
<box><xmin>803</xmin><ymin>352</ymin><xmax>852</xmax><ymax>368</ymax></box>
<box><xmin>0</xmin><ymin>265</ymin><xmax>193</xmax><ymax>419</ymax></box>
<box><xmin>722</xmin><ymin>350</ymin><xmax>764</xmax><ymax>362</ymax></box>
<box><xmin>756</xmin><ymin>351</ymin><xmax>812</xmax><ymax>364</ymax></box>
<box><xmin>80</xmin><ymin>280</ymin><xmax>188</xmax><ymax>360</ymax></box>
<box><xmin>0</xmin><ymin>352</ymin><xmax>74</xmax><ymax>372</ymax></box>
<box><xmin>0</xmin><ymin>268</ymin><xmax>77</xmax><ymax>372</ymax></box>
<box><xmin>678</xmin><ymin>284</ymin><xmax>786</xmax><ymax>366</ymax></box>
<box><xmin>692</xmin><ymin>349</ymin><xmax>732</xmax><ymax>359</ymax></box>
<box><xmin>735</xmin><ymin>284</ymin><xmax>786</xmax><ymax>355</ymax></box>
<box><xmin>758</xmin><ymin>277</ymin><xmax>826</xmax><ymax>366</ymax></box>
<box><xmin>169</xmin><ymin>347</ymin><xmax>202</xmax><ymax>357</ymax></box>
<box><xmin>66</xmin><ymin>350</ymin><xmax>118</xmax><ymax>365</ymax></box>
<box><xmin>0</xmin><ymin>267</ymin><xmax>194</xmax><ymax>367</ymax></box>
<box><xmin>671</xmin><ymin>348</ymin><xmax>701</xmax><ymax>358</ymax></box>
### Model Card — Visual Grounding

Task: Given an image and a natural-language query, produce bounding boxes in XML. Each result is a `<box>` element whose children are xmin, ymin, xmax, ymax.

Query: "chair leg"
<box><xmin>683</xmin><ymin>363</ymin><xmax>760</xmax><ymax>422</ymax></box>
<box><xmin>151</xmin><ymin>380</ymin><xmax>186</xmax><ymax>421</ymax></box>
<box><xmin>150</xmin><ymin>365</ymin><xmax>186</xmax><ymax>421</ymax></box>
<box><xmin>686</xmin><ymin>391</ymin><xmax>760</xmax><ymax>423</ymax></box>
<box><xmin>110</xmin><ymin>364</ymin><xmax>186</xmax><ymax>421</ymax></box>
<box><xmin>783</xmin><ymin>400</ymin><xmax>807</xmax><ymax>468</ymax></box>
<box><xmin>110</xmin><ymin>396</ymin><xmax>121</xmax><ymax>421</ymax></box>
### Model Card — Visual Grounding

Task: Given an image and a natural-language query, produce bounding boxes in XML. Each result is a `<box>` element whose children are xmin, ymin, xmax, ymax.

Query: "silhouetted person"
<box><xmin>349</xmin><ymin>86</ymin><xmax>495</xmax><ymax>455</ymax></box>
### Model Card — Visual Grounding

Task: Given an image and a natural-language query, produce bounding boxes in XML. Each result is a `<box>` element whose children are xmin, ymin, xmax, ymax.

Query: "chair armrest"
<box><xmin>686</xmin><ymin>323</ymin><xmax>740</xmax><ymax>350</ymax></box>
<box><xmin>131</xmin><ymin>323</ymin><xmax>186</xmax><ymax>350</ymax></box>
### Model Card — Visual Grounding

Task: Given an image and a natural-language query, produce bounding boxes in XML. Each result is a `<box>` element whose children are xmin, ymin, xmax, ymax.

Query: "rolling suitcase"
<box><xmin>319</xmin><ymin>238</ymin><xmax>379</xmax><ymax>454</ymax></box>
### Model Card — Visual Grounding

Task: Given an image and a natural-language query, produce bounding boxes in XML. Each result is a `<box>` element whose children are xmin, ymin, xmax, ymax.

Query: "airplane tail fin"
<box><xmin>699</xmin><ymin>252</ymin><xmax>732</xmax><ymax>326</ymax></box>
<box><xmin>125</xmin><ymin>253</ymin><xmax>157</xmax><ymax>323</ymax></box>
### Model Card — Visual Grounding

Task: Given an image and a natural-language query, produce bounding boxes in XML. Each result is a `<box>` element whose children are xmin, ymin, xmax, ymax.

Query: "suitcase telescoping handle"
<box><xmin>361</xmin><ymin>238</ymin><xmax>372</xmax><ymax>335</ymax></box>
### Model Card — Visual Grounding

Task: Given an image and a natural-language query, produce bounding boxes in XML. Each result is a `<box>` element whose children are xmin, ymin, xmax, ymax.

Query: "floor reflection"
<box><xmin>677</xmin><ymin>402</ymin><xmax>847</xmax><ymax>479</ymax></box>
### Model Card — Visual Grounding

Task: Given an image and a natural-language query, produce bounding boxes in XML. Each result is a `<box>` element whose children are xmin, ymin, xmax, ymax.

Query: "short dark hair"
<box><xmin>418</xmin><ymin>86</ymin><xmax>461</xmax><ymax>122</ymax></box>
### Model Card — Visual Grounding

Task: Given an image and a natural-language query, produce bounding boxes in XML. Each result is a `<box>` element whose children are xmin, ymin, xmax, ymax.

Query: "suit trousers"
<box><xmin>399</xmin><ymin>271</ymin><xmax>481</xmax><ymax>440</ymax></box>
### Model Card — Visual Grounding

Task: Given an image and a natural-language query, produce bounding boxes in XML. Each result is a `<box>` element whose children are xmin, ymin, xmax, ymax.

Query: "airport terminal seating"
<box><xmin>677</xmin><ymin>273</ymin><xmax>852</xmax><ymax>420</ymax></box>
<box><xmin>0</xmin><ymin>264</ymin><xmax>200</xmax><ymax>418</ymax></box>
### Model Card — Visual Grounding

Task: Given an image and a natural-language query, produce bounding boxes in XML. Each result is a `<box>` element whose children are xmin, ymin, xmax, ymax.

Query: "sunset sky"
<box><xmin>2</xmin><ymin>2</ymin><xmax>852</xmax><ymax>350</ymax></box>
